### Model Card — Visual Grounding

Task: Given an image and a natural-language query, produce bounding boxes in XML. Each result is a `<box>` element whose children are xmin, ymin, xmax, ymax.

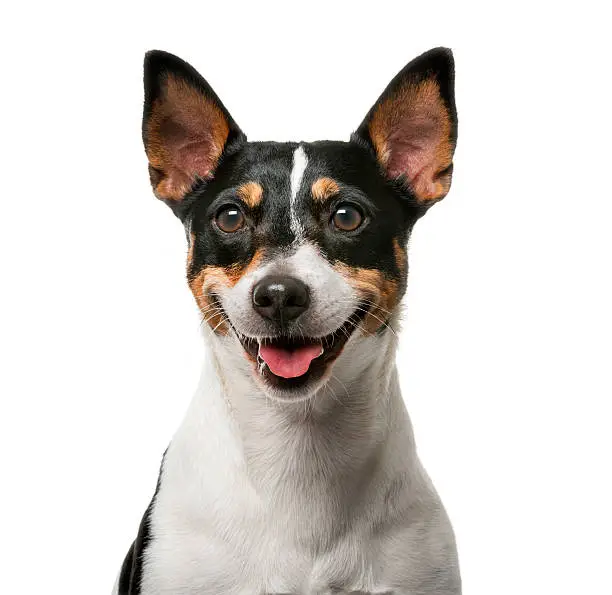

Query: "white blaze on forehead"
<box><xmin>289</xmin><ymin>145</ymin><xmax>308</xmax><ymax>243</ymax></box>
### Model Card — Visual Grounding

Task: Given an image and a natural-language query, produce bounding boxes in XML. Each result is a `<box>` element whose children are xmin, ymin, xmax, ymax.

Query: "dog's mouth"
<box><xmin>233</xmin><ymin>305</ymin><xmax>369</xmax><ymax>391</ymax></box>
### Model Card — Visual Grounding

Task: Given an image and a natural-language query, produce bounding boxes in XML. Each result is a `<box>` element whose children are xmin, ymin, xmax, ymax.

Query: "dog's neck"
<box><xmin>204</xmin><ymin>330</ymin><xmax>411</xmax><ymax>484</ymax></box>
<box><xmin>164</xmin><ymin>328</ymin><xmax>416</xmax><ymax>549</ymax></box>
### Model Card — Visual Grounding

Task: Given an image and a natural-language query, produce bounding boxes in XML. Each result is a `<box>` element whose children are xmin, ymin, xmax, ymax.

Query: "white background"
<box><xmin>1</xmin><ymin>1</ymin><xmax>610</xmax><ymax>593</ymax></box>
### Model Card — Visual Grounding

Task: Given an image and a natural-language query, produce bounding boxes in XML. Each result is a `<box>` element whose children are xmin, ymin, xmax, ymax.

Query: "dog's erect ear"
<box><xmin>142</xmin><ymin>50</ymin><xmax>245</xmax><ymax>204</ymax></box>
<box><xmin>353</xmin><ymin>47</ymin><xmax>457</xmax><ymax>204</ymax></box>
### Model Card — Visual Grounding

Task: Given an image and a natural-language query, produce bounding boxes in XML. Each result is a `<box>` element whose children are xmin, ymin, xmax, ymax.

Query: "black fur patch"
<box><xmin>117</xmin><ymin>452</ymin><xmax>166</xmax><ymax>594</ymax></box>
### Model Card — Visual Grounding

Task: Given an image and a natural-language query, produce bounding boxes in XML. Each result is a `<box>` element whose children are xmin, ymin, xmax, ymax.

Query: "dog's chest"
<box><xmin>141</xmin><ymin>450</ymin><xmax>393</xmax><ymax>594</ymax></box>
<box><xmin>141</xmin><ymin>518</ymin><xmax>390</xmax><ymax>594</ymax></box>
<box><xmin>138</xmin><ymin>375</ymin><xmax>401</xmax><ymax>594</ymax></box>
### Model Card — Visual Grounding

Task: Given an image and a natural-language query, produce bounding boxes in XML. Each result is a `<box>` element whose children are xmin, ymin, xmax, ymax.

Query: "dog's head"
<box><xmin>142</xmin><ymin>48</ymin><xmax>457</xmax><ymax>401</ymax></box>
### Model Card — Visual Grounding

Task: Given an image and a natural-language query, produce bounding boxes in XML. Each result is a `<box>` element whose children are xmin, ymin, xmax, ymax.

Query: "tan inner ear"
<box><xmin>146</xmin><ymin>74</ymin><xmax>230</xmax><ymax>201</ymax></box>
<box><xmin>369</xmin><ymin>78</ymin><xmax>453</xmax><ymax>202</ymax></box>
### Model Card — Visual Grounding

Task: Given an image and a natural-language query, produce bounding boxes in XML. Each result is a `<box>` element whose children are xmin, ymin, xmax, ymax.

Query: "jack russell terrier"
<box><xmin>115</xmin><ymin>46</ymin><xmax>460</xmax><ymax>595</ymax></box>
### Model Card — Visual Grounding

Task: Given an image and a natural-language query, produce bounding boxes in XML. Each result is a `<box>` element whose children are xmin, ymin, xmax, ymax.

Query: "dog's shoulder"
<box><xmin>386</xmin><ymin>494</ymin><xmax>462</xmax><ymax>594</ymax></box>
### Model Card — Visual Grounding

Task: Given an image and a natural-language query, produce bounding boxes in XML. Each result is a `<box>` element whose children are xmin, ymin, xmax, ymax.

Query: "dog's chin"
<box><xmin>229</xmin><ymin>306</ymin><xmax>369</xmax><ymax>402</ymax></box>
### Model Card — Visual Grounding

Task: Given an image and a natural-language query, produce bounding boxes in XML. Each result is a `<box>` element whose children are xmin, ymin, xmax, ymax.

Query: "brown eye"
<box><xmin>332</xmin><ymin>204</ymin><xmax>363</xmax><ymax>232</ymax></box>
<box><xmin>215</xmin><ymin>206</ymin><xmax>245</xmax><ymax>233</ymax></box>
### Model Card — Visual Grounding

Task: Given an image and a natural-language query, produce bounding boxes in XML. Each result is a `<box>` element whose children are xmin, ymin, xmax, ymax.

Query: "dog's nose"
<box><xmin>252</xmin><ymin>275</ymin><xmax>310</xmax><ymax>323</ymax></box>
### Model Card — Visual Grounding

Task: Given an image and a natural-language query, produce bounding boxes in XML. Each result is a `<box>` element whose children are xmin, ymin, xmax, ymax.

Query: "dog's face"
<box><xmin>142</xmin><ymin>49</ymin><xmax>457</xmax><ymax>400</ymax></box>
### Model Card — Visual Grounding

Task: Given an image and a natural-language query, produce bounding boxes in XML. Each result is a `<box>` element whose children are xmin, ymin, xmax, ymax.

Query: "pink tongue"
<box><xmin>259</xmin><ymin>342</ymin><xmax>323</xmax><ymax>379</ymax></box>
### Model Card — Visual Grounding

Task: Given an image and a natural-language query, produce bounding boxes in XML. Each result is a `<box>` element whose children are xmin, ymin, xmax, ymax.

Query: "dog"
<box><xmin>114</xmin><ymin>46</ymin><xmax>460</xmax><ymax>595</ymax></box>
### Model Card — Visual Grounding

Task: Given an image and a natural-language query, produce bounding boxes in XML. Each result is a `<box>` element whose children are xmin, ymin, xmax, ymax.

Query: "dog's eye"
<box><xmin>215</xmin><ymin>206</ymin><xmax>245</xmax><ymax>233</ymax></box>
<box><xmin>332</xmin><ymin>204</ymin><xmax>363</xmax><ymax>232</ymax></box>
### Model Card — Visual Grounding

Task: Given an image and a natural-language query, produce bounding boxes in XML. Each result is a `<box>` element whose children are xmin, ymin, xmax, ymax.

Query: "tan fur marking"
<box><xmin>186</xmin><ymin>232</ymin><xmax>195</xmax><ymax>272</ymax></box>
<box><xmin>188</xmin><ymin>249</ymin><xmax>264</xmax><ymax>334</ymax></box>
<box><xmin>393</xmin><ymin>238</ymin><xmax>407</xmax><ymax>275</ymax></box>
<box><xmin>188</xmin><ymin>266</ymin><xmax>230</xmax><ymax>335</ymax></box>
<box><xmin>369</xmin><ymin>78</ymin><xmax>453</xmax><ymax>202</ymax></box>
<box><xmin>237</xmin><ymin>181</ymin><xmax>264</xmax><ymax>209</ymax></box>
<box><xmin>146</xmin><ymin>74</ymin><xmax>230</xmax><ymax>201</ymax></box>
<box><xmin>311</xmin><ymin>177</ymin><xmax>340</xmax><ymax>203</ymax></box>
<box><xmin>334</xmin><ymin>263</ymin><xmax>400</xmax><ymax>334</ymax></box>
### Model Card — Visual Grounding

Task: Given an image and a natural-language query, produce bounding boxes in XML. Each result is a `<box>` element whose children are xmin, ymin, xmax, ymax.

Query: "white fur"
<box><xmin>141</xmin><ymin>330</ymin><xmax>459</xmax><ymax>594</ymax></box>
<box><xmin>289</xmin><ymin>145</ymin><xmax>308</xmax><ymax>244</ymax></box>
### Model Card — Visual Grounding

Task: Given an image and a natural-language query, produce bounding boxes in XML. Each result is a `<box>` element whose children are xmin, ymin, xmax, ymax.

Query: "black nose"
<box><xmin>252</xmin><ymin>275</ymin><xmax>310</xmax><ymax>323</ymax></box>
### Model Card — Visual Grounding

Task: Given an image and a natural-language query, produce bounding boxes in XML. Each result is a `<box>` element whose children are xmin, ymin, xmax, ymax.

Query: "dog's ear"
<box><xmin>352</xmin><ymin>47</ymin><xmax>457</xmax><ymax>205</ymax></box>
<box><xmin>142</xmin><ymin>50</ymin><xmax>245</xmax><ymax>206</ymax></box>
